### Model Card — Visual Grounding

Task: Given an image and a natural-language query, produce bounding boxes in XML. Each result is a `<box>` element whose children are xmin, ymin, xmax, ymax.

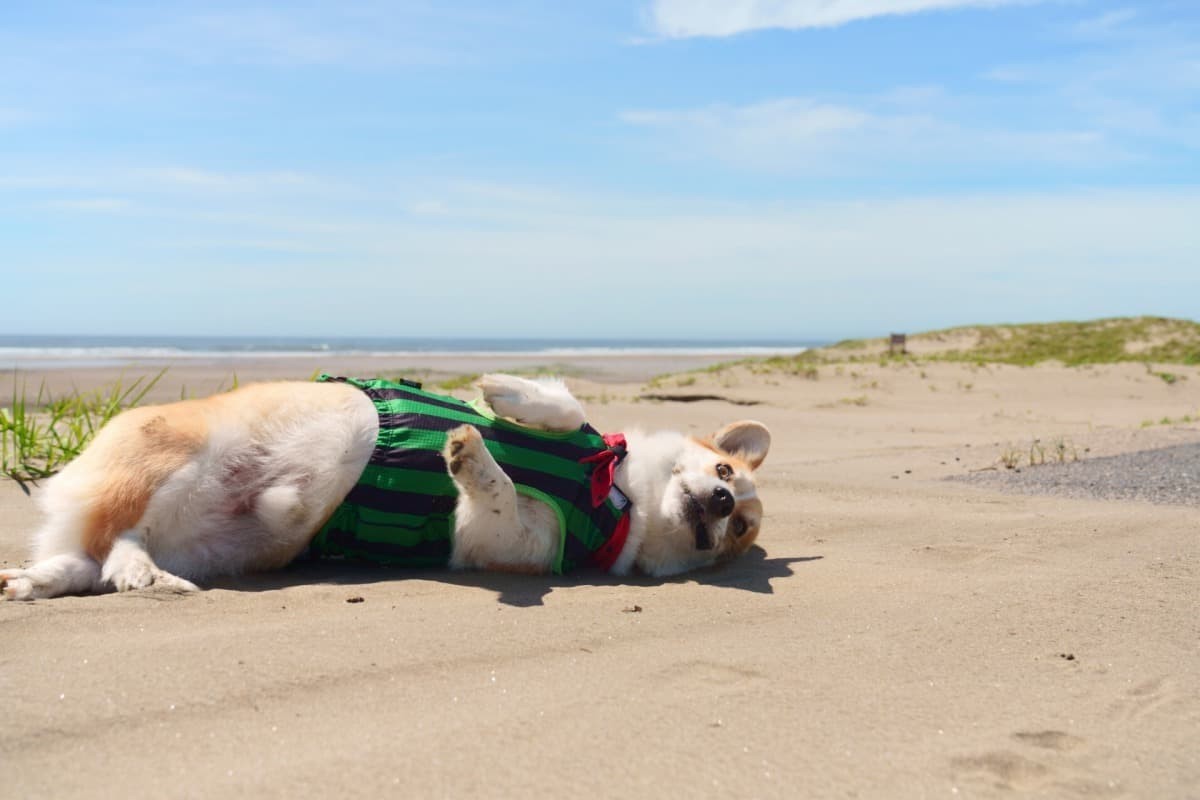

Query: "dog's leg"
<box><xmin>100</xmin><ymin>531</ymin><xmax>199</xmax><ymax>593</ymax></box>
<box><xmin>1</xmin><ymin>553</ymin><xmax>104</xmax><ymax>600</ymax></box>
<box><xmin>443</xmin><ymin>425</ymin><xmax>556</xmax><ymax>572</ymax></box>
<box><xmin>478</xmin><ymin>374</ymin><xmax>585</xmax><ymax>432</ymax></box>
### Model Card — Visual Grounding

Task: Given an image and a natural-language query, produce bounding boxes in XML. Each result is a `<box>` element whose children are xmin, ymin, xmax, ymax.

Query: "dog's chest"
<box><xmin>307</xmin><ymin>377</ymin><xmax>628</xmax><ymax>572</ymax></box>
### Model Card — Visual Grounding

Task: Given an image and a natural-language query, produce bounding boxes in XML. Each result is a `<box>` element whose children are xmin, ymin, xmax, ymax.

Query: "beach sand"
<box><xmin>2</xmin><ymin>357</ymin><xmax>1198</xmax><ymax>798</ymax></box>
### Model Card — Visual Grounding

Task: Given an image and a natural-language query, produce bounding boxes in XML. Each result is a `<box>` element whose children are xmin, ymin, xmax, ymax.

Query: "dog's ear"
<box><xmin>712</xmin><ymin>421</ymin><xmax>770</xmax><ymax>470</ymax></box>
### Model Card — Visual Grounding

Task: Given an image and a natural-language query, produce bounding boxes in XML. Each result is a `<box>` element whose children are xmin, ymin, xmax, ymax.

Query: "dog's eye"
<box><xmin>715</xmin><ymin>463</ymin><xmax>733</xmax><ymax>481</ymax></box>
<box><xmin>731</xmin><ymin>517</ymin><xmax>748</xmax><ymax>537</ymax></box>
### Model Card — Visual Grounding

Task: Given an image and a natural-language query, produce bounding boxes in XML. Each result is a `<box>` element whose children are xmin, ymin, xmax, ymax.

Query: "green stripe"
<box><xmin>367</xmin><ymin>417</ymin><xmax>594</xmax><ymax>484</ymax></box>
<box><xmin>482</xmin><ymin>440</ymin><xmax>590</xmax><ymax>481</ymax></box>
<box><xmin>515</xmin><ymin>485</ymin><xmax>568</xmax><ymax>574</ymax></box>
<box><xmin>356</xmin><ymin>505</ymin><xmax>442</xmax><ymax>531</ymax></box>
<box><xmin>358</xmin><ymin>464</ymin><xmax>457</xmax><ymax>494</ymax></box>
<box><xmin>349</xmin><ymin>514</ymin><xmax>453</xmax><ymax>545</ymax></box>
<box><xmin>375</xmin><ymin>397</ymin><xmax>486</xmax><ymax>427</ymax></box>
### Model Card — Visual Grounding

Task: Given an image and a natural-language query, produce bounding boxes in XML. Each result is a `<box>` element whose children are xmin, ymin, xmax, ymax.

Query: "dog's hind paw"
<box><xmin>1</xmin><ymin>571</ymin><xmax>33</xmax><ymax>601</ymax></box>
<box><xmin>479</xmin><ymin>374</ymin><xmax>585</xmax><ymax>432</ymax></box>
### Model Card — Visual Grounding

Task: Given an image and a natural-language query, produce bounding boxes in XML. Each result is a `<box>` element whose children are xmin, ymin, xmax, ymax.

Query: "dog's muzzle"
<box><xmin>686</xmin><ymin>487</ymin><xmax>735</xmax><ymax>551</ymax></box>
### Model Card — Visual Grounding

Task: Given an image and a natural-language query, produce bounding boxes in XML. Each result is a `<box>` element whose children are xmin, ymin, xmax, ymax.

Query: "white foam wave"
<box><xmin>0</xmin><ymin>345</ymin><xmax>807</xmax><ymax>362</ymax></box>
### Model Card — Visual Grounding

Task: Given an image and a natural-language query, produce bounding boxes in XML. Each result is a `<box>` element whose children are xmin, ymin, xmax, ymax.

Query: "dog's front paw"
<box><xmin>107</xmin><ymin>556</ymin><xmax>156</xmax><ymax>592</ymax></box>
<box><xmin>444</xmin><ymin>425</ymin><xmax>508</xmax><ymax>493</ymax></box>
<box><xmin>149</xmin><ymin>570</ymin><xmax>200</xmax><ymax>594</ymax></box>
<box><xmin>444</xmin><ymin>425</ymin><xmax>484</xmax><ymax>476</ymax></box>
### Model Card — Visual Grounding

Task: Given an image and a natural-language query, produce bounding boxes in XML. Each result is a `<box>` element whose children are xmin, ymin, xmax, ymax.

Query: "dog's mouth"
<box><xmin>682</xmin><ymin>489</ymin><xmax>714</xmax><ymax>551</ymax></box>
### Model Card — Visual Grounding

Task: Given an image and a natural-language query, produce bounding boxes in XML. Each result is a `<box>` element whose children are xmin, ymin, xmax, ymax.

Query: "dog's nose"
<box><xmin>708</xmin><ymin>486</ymin><xmax>735</xmax><ymax>519</ymax></box>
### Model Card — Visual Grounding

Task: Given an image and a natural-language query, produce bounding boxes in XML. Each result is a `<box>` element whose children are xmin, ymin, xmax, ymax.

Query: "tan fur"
<box><xmin>695</xmin><ymin>438</ymin><xmax>755</xmax><ymax>475</ymax></box>
<box><xmin>718</xmin><ymin>496</ymin><xmax>762</xmax><ymax>562</ymax></box>
<box><xmin>81</xmin><ymin>404</ymin><xmax>208</xmax><ymax>561</ymax></box>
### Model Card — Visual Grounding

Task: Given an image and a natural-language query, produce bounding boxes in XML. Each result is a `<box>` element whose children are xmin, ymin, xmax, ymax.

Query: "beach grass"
<box><xmin>819</xmin><ymin>316</ymin><xmax>1200</xmax><ymax>366</ymax></box>
<box><xmin>1</xmin><ymin>370</ymin><xmax>164</xmax><ymax>487</ymax></box>
<box><xmin>653</xmin><ymin>317</ymin><xmax>1200</xmax><ymax>383</ymax></box>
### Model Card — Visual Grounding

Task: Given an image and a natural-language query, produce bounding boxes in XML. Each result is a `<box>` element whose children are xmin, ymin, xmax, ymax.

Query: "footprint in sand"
<box><xmin>951</xmin><ymin>750</ymin><xmax>1050</xmax><ymax>790</ymax></box>
<box><xmin>1109</xmin><ymin>675</ymin><xmax>1176</xmax><ymax>721</ymax></box>
<box><xmin>659</xmin><ymin>660</ymin><xmax>767</xmax><ymax>690</ymax></box>
<box><xmin>952</xmin><ymin>725</ymin><xmax>1135</xmax><ymax>795</ymax></box>
<box><xmin>1012</xmin><ymin>729</ymin><xmax>1084</xmax><ymax>751</ymax></box>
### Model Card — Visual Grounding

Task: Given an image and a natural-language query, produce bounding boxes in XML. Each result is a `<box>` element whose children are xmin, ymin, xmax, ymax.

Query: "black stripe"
<box><xmin>320</xmin><ymin>526</ymin><xmax>452</xmax><ymax>565</ymax></box>
<box><xmin>364</xmin><ymin>437</ymin><xmax>451</xmax><ymax>471</ymax></box>
<box><xmin>364</xmin><ymin>384</ymin><xmax>480</xmax><ymax>417</ymax></box>
<box><xmin>375</xmin><ymin>411</ymin><xmax>600</xmax><ymax>463</ymax></box>
<box><xmin>345</xmin><ymin>484</ymin><xmax>456</xmax><ymax>515</ymax></box>
<box><xmin>366</xmin><ymin>380</ymin><xmax>605</xmax><ymax>454</ymax></box>
<box><xmin>561</xmin><ymin>535</ymin><xmax>596</xmax><ymax>572</ymax></box>
<box><xmin>340</xmin><ymin>380</ymin><xmax>604</xmax><ymax>445</ymax></box>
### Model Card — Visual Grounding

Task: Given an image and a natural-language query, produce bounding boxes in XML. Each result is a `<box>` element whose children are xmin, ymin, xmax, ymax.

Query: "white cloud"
<box><xmin>6</xmin><ymin>164</ymin><xmax>1198</xmax><ymax>336</ymax></box>
<box><xmin>1068</xmin><ymin>8</ymin><xmax>1137</xmax><ymax>40</ymax></box>
<box><xmin>621</xmin><ymin>96</ymin><xmax>1118</xmax><ymax>173</ymax></box>
<box><xmin>138</xmin><ymin>167</ymin><xmax>322</xmax><ymax>192</ymax></box>
<box><xmin>647</xmin><ymin>0</ymin><xmax>1039</xmax><ymax>38</ymax></box>
<box><xmin>48</xmin><ymin>197</ymin><xmax>130</xmax><ymax>213</ymax></box>
<box><xmin>622</xmin><ymin>98</ymin><xmax>868</xmax><ymax>137</ymax></box>
<box><xmin>0</xmin><ymin>107</ymin><xmax>38</xmax><ymax>127</ymax></box>
<box><xmin>118</xmin><ymin>5</ymin><xmax>524</xmax><ymax>69</ymax></box>
<box><xmin>980</xmin><ymin>16</ymin><xmax>1200</xmax><ymax>148</ymax></box>
<box><xmin>408</xmin><ymin>199</ymin><xmax>450</xmax><ymax>216</ymax></box>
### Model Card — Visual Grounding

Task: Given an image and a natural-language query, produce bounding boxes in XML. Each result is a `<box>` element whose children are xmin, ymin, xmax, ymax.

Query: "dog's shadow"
<box><xmin>210</xmin><ymin>547</ymin><xmax>821</xmax><ymax>607</ymax></box>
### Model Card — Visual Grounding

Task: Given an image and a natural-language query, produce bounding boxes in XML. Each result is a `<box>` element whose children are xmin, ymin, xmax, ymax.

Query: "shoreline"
<box><xmin>1</xmin><ymin>351</ymin><xmax>774</xmax><ymax>404</ymax></box>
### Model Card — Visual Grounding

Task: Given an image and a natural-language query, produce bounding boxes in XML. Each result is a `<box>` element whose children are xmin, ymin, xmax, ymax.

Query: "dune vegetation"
<box><xmin>754</xmin><ymin>316</ymin><xmax>1200</xmax><ymax>372</ymax></box>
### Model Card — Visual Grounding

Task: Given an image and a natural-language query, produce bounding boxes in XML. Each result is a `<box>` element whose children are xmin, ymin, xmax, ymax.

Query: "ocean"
<box><xmin>0</xmin><ymin>335</ymin><xmax>819</xmax><ymax>370</ymax></box>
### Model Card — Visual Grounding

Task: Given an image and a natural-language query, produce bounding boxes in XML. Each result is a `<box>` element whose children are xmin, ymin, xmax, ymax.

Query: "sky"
<box><xmin>1</xmin><ymin>0</ymin><xmax>1197</xmax><ymax>340</ymax></box>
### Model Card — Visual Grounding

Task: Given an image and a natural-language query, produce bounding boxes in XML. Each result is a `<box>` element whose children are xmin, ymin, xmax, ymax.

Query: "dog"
<box><xmin>0</xmin><ymin>374</ymin><xmax>770</xmax><ymax>599</ymax></box>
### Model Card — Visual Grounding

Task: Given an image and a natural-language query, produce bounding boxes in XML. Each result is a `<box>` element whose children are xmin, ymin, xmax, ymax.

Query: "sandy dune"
<box><xmin>2</xmin><ymin>358</ymin><xmax>1198</xmax><ymax>798</ymax></box>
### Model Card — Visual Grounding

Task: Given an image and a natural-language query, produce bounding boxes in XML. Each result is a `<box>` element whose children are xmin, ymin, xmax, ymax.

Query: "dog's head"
<box><xmin>621</xmin><ymin>421</ymin><xmax>770</xmax><ymax>576</ymax></box>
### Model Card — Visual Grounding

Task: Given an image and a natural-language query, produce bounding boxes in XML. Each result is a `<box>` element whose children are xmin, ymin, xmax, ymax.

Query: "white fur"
<box><xmin>0</xmin><ymin>552</ymin><xmax>102</xmax><ymax>600</ymax></box>
<box><xmin>1</xmin><ymin>375</ymin><xmax>769</xmax><ymax>599</ymax></box>
<box><xmin>478</xmin><ymin>373</ymin><xmax>586</xmax><ymax>431</ymax></box>
<box><xmin>443</xmin><ymin>425</ymin><xmax>560</xmax><ymax>572</ymax></box>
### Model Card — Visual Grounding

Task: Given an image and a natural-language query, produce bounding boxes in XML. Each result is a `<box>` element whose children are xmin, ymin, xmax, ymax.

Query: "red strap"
<box><xmin>591</xmin><ymin>513</ymin><xmax>631</xmax><ymax>572</ymax></box>
<box><xmin>579</xmin><ymin>433</ymin><xmax>630</xmax><ymax>572</ymax></box>
<box><xmin>578</xmin><ymin>432</ymin><xmax>627</xmax><ymax>509</ymax></box>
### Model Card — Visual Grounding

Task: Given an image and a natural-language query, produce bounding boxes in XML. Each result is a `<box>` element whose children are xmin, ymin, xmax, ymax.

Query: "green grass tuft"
<box><xmin>724</xmin><ymin>316</ymin><xmax>1200</xmax><ymax>374</ymax></box>
<box><xmin>2</xmin><ymin>370</ymin><xmax>165</xmax><ymax>486</ymax></box>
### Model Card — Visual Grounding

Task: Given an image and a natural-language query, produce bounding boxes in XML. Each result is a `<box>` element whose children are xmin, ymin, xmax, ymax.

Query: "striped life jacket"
<box><xmin>309</xmin><ymin>376</ymin><xmax>631</xmax><ymax>573</ymax></box>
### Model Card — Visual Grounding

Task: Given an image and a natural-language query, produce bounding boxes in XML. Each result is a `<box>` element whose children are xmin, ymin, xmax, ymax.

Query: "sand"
<box><xmin>2</xmin><ymin>356</ymin><xmax>1198</xmax><ymax>798</ymax></box>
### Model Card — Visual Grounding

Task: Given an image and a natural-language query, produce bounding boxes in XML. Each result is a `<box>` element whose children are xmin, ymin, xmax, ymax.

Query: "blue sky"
<box><xmin>1</xmin><ymin>0</ymin><xmax>1197</xmax><ymax>340</ymax></box>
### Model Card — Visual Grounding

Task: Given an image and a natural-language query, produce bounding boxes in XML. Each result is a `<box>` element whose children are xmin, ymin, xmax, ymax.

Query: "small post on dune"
<box><xmin>889</xmin><ymin>333</ymin><xmax>907</xmax><ymax>356</ymax></box>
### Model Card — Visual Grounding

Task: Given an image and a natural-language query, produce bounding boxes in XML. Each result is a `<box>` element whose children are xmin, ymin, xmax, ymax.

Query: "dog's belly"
<box><xmin>140</xmin><ymin>381</ymin><xmax>379</xmax><ymax>579</ymax></box>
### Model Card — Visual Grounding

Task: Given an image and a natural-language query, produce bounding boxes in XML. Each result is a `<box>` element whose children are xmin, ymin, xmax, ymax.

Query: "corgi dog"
<box><xmin>0</xmin><ymin>374</ymin><xmax>770</xmax><ymax>600</ymax></box>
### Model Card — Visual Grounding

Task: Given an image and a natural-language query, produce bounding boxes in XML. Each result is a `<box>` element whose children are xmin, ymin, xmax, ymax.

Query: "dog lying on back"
<box><xmin>1</xmin><ymin>374</ymin><xmax>770</xmax><ymax>599</ymax></box>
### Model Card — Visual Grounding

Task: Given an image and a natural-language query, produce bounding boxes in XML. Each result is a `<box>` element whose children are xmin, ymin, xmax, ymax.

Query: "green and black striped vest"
<box><xmin>310</xmin><ymin>376</ymin><xmax>630</xmax><ymax>573</ymax></box>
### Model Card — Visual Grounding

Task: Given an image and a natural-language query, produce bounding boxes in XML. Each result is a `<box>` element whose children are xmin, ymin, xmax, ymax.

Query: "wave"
<box><xmin>0</xmin><ymin>344</ymin><xmax>810</xmax><ymax>362</ymax></box>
